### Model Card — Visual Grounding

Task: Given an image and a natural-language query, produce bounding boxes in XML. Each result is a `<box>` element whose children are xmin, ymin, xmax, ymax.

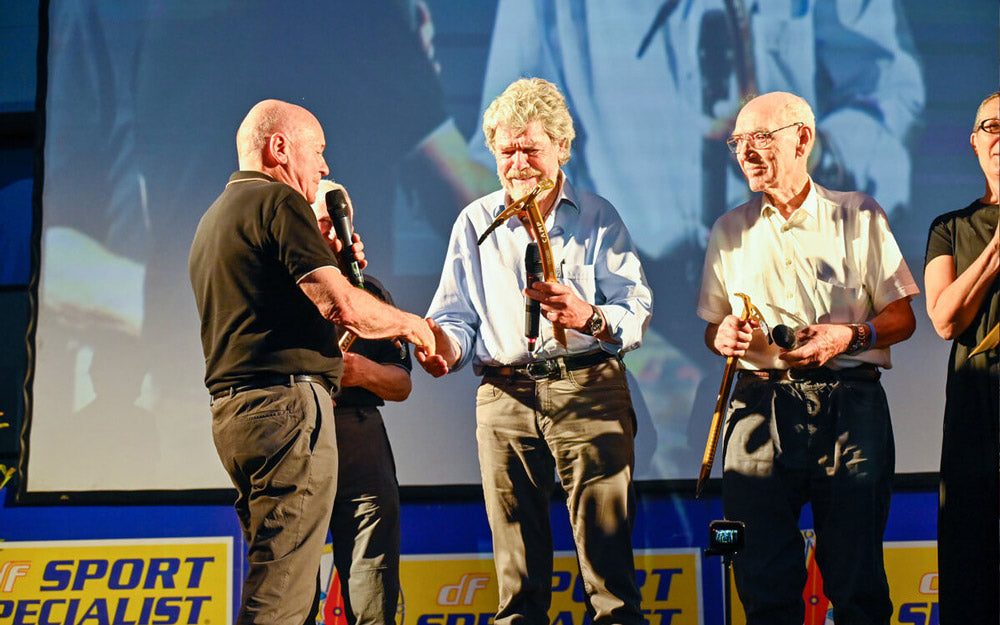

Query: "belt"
<box><xmin>738</xmin><ymin>363</ymin><xmax>881</xmax><ymax>383</ymax></box>
<box><xmin>482</xmin><ymin>351</ymin><xmax>616</xmax><ymax>381</ymax></box>
<box><xmin>211</xmin><ymin>374</ymin><xmax>333</xmax><ymax>400</ymax></box>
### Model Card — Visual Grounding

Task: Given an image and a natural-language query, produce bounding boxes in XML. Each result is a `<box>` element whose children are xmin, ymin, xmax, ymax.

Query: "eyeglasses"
<box><xmin>727</xmin><ymin>122</ymin><xmax>804</xmax><ymax>154</ymax></box>
<box><xmin>977</xmin><ymin>118</ymin><xmax>1000</xmax><ymax>134</ymax></box>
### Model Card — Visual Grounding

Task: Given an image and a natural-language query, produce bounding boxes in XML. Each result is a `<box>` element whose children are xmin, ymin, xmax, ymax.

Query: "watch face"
<box><xmin>586</xmin><ymin>308</ymin><xmax>602</xmax><ymax>335</ymax></box>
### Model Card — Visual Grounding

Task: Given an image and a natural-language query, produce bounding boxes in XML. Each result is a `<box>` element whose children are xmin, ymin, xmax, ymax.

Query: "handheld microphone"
<box><xmin>326</xmin><ymin>189</ymin><xmax>365</xmax><ymax>289</ymax></box>
<box><xmin>772</xmin><ymin>324</ymin><xmax>798</xmax><ymax>350</ymax></box>
<box><xmin>524</xmin><ymin>242</ymin><xmax>543</xmax><ymax>351</ymax></box>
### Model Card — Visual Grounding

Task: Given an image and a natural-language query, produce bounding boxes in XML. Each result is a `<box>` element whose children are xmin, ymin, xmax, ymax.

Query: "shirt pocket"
<box><xmin>560</xmin><ymin>263</ymin><xmax>596</xmax><ymax>300</ymax></box>
<box><xmin>813</xmin><ymin>277</ymin><xmax>866</xmax><ymax>324</ymax></box>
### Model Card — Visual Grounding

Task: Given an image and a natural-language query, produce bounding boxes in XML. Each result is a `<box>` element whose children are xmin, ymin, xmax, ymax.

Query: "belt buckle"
<box><xmin>525</xmin><ymin>360</ymin><xmax>558</xmax><ymax>380</ymax></box>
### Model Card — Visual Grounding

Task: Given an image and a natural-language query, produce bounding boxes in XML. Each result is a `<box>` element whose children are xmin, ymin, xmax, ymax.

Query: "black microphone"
<box><xmin>326</xmin><ymin>189</ymin><xmax>365</xmax><ymax>289</ymax></box>
<box><xmin>772</xmin><ymin>324</ymin><xmax>798</xmax><ymax>350</ymax></box>
<box><xmin>524</xmin><ymin>242</ymin><xmax>543</xmax><ymax>351</ymax></box>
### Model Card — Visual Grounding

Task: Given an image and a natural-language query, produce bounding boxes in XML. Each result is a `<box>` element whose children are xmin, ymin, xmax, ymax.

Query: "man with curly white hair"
<box><xmin>420</xmin><ymin>78</ymin><xmax>652</xmax><ymax>625</ymax></box>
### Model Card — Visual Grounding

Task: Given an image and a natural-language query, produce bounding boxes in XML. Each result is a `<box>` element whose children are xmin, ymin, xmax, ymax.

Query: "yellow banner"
<box><xmin>0</xmin><ymin>537</ymin><xmax>232</xmax><ymax>625</ymax></box>
<box><xmin>886</xmin><ymin>542</ymin><xmax>938</xmax><ymax>625</ymax></box>
<box><xmin>320</xmin><ymin>548</ymin><xmax>702</xmax><ymax>625</ymax></box>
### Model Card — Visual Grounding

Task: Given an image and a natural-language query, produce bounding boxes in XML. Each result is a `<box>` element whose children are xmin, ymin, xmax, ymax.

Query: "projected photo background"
<box><xmin>27</xmin><ymin>0</ymin><xmax>998</xmax><ymax>493</ymax></box>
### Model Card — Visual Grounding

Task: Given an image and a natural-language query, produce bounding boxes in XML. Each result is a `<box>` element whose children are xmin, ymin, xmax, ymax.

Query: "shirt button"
<box><xmin>784</xmin><ymin>258</ymin><xmax>792</xmax><ymax>267</ymax></box>
<box><xmin>786</xmin><ymin>292</ymin><xmax>793</xmax><ymax>299</ymax></box>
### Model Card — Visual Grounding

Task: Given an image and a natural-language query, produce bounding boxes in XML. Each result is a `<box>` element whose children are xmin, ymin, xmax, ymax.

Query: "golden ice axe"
<box><xmin>476</xmin><ymin>179</ymin><xmax>567</xmax><ymax>346</ymax></box>
<box><xmin>696</xmin><ymin>292</ymin><xmax>767</xmax><ymax>498</ymax></box>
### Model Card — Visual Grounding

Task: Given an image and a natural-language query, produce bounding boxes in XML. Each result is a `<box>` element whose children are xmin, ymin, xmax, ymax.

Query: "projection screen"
<box><xmin>25</xmin><ymin>0</ymin><xmax>999</xmax><ymax>494</ymax></box>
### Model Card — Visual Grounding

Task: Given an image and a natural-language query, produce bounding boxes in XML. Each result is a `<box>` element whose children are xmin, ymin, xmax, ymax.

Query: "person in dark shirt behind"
<box><xmin>312</xmin><ymin>181</ymin><xmax>412</xmax><ymax>625</ymax></box>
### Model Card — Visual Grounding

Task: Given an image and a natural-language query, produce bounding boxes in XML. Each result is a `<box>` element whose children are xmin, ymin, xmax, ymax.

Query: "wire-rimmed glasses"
<box><xmin>727</xmin><ymin>122</ymin><xmax>804</xmax><ymax>154</ymax></box>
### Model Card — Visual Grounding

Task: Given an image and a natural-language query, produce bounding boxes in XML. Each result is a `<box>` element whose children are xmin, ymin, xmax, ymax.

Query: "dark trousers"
<box><xmin>722</xmin><ymin>375</ymin><xmax>895</xmax><ymax>625</ymax></box>
<box><xmin>212</xmin><ymin>380</ymin><xmax>338</xmax><ymax>625</ymax></box>
<box><xmin>937</xmin><ymin>365</ymin><xmax>1000</xmax><ymax>624</ymax></box>
<box><xmin>330</xmin><ymin>405</ymin><xmax>401</xmax><ymax>625</ymax></box>
<box><xmin>938</xmin><ymin>475</ymin><xmax>1000</xmax><ymax>624</ymax></box>
<box><xmin>475</xmin><ymin>358</ymin><xmax>643</xmax><ymax>625</ymax></box>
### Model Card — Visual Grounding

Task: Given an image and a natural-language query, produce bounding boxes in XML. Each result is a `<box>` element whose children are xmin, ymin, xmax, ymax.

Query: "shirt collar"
<box><xmin>760</xmin><ymin>177</ymin><xmax>818</xmax><ymax>224</ymax></box>
<box><xmin>228</xmin><ymin>170</ymin><xmax>277</xmax><ymax>185</ymax></box>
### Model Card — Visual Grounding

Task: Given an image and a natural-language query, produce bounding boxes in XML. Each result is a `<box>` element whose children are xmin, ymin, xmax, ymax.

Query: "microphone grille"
<box><xmin>772</xmin><ymin>324</ymin><xmax>796</xmax><ymax>349</ymax></box>
<box><xmin>524</xmin><ymin>242</ymin><xmax>543</xmax><ymax>273</ymax></box>
<box><xmin>326</xmin><ymin>189</ymin><xmax>350</xmax><ymax>220</ymax></box>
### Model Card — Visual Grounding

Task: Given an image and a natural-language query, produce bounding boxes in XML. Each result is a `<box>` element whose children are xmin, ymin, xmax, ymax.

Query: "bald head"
<box><xmin>235</xmin><ymin>99</ymin><xmax>329</xmax><ymax>203</ymax></box>
<box><xmin>737</xmin><ymin>92</ymin><xmax>816</xmax><ymax>147</ymax></box>
<box><xmin>237</xmin><ymin>99</ymin><xmax>319</xmax><ymax>168</ymax></box>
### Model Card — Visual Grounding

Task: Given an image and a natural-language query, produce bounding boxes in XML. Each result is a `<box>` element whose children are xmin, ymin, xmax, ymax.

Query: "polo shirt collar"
<box><xmin>229</xmin><ymin>170</ymin><xmax>277</xmax><ymax>184</ymax></box>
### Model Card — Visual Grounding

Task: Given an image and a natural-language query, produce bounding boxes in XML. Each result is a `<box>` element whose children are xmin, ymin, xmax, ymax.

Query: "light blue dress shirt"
<box><xmin>426</xmin><ymin>177</ymin><xmax>653</xmax><ymax>374</ymax></box>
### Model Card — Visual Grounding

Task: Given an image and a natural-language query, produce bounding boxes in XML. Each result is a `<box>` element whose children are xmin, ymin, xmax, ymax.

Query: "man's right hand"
<box><xmin>406</xmin><ymin>314</ymin><xmax>437</xmax><ymax>360</ymax></box>
<box><xmin>710</xmin><ymin>315</ymin><xmax>758</xmax><ymax>357</ymax></box>
<box><xmin>416</xmin><ymin>318</ymin><xmax>458</xmax><ymax>377</ymax></box>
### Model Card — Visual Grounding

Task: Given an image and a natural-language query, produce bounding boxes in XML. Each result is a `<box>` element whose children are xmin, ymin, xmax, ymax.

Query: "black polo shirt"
<box><xmin>189</xmin><ymin>171</ymin><xmax>344</xmax><ymax>394</ymax></box>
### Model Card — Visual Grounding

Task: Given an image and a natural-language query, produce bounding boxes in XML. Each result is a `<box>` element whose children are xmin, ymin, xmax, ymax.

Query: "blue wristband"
<box><xmin>864</xmin><ymin>321</ymin><xmax>876</xmax><ymax>349</ymax></box>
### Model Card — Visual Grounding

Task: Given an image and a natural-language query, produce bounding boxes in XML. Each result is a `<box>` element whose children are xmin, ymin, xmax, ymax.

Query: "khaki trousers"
<box><xmin>475</xmin><ymin>358</ymin><xmax>643</xmax><ymax>625</ymax></box>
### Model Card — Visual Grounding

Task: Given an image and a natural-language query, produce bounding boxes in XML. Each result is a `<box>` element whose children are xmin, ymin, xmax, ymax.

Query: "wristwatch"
<box><xmin>845</xmin><ymin>323</ymin><xmax>871</xmax><ymax>355</ymax></box>
<box><xmin>582</xmin><ymin>305</ymin><xmax>605</xmax><ymax>336</ymax></box>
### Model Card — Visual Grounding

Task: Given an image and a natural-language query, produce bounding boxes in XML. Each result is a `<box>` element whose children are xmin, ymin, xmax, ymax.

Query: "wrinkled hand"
<box><xmin>331</xmin><ymin>232</ymin><xmax>368</xmax><ymax>271</ymax></box>
<box><xmin>416</xmin><ymin>318</ymin><xmax>454</xmax><ymax>378</ymax></box>
<box><xmin>524</xmin><ymin>281</ymin><xmax>591</xmax><ymax>332</ymax></box>
<box><xmin>778</xmin><ymin>324</ymin><xmax>853</xmax><ymax>368</ymax></box>
<box><xmin>339</xmin><ymin>351</ymin><xmax>370</xmax><ymax>388</ymax></box>
<box><xmin>404</xmin><ymin>314</ymin><xmax>436</xmax><ymax>362</ymax></box>
<box><xmin>714</xmin><ymin>315</ymin><xmax>758</xmax><ymax>357</ymax></box>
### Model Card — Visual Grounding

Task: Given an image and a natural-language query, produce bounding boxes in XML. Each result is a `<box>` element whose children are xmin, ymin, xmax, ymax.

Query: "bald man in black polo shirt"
<box><xmin>189</xmin><ymin>99</ymin><xmax>434</xmax><ymax>625</ymax></box>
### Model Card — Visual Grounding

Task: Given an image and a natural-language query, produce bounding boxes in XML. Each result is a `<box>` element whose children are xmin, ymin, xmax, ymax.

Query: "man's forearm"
<box><xmin>337</xmin><ymin>288</ymin><xmax>421</xmax><ymax>340</ymax></box>
<box><xmin>344</xmin><ymin>355</ymin><xmax>412</xmax><ymax>402</ymax></box>
<box><xmin>300</xmin><ymin>267</ymin><xmax>425</xmax><ymax>343</ymax></box>
<box><xmin>362</xmin><ymin>363</ymin><xmax>412</xmax><ymax>402</ymax></box>
<box><xmin>869</xmin><ymin>297</ymin><xmax>917</xmax><ymax>349</ymax></box>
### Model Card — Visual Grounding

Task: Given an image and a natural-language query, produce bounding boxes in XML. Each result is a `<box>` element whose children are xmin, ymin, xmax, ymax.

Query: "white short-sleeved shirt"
<box><xmin>697</xmin><ymin>180</ymin><xmax>919</xmax><ymax>370</ymax></box>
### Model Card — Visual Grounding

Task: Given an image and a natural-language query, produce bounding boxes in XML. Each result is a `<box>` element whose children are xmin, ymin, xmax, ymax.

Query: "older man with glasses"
<box><xmin>923</xmin><ymin>90</ymin><xmax>999</xmax><ymax>625</ymax></box>
<box><xmin>697</xmin><ymin>91</ymin><xmax>919</xmax><ymax>625</ymax></box>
